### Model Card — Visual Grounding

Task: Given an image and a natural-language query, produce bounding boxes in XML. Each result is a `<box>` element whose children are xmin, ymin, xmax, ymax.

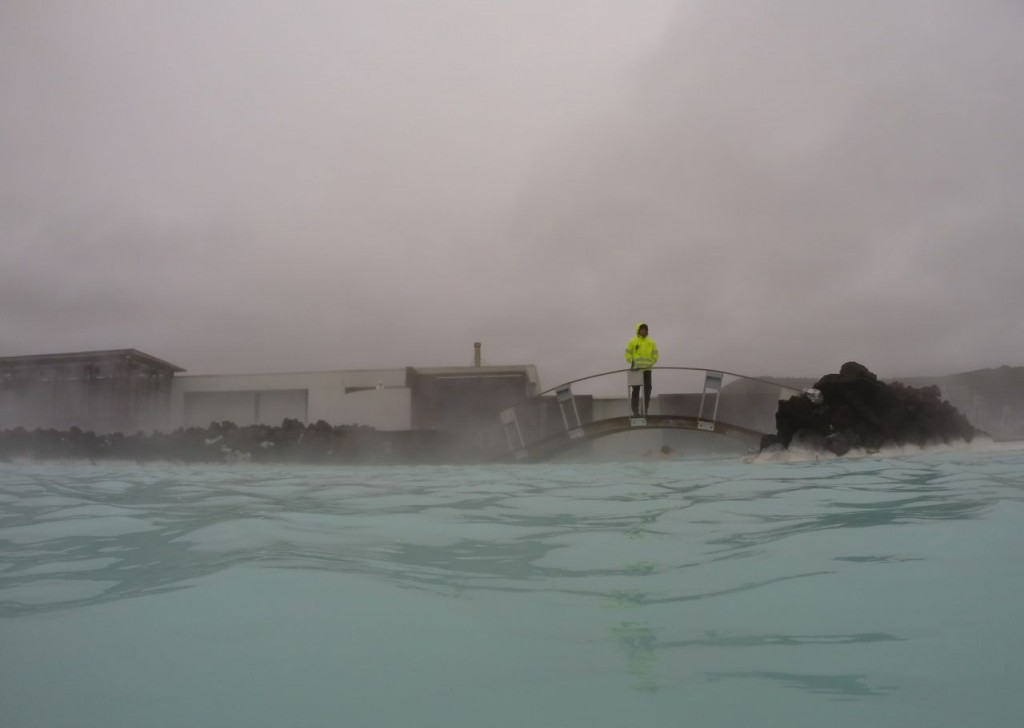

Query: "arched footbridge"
<box><xmin>499</xmin><ymin>367</ymin><xmax>804</xmax><ymax>462</ymax></box>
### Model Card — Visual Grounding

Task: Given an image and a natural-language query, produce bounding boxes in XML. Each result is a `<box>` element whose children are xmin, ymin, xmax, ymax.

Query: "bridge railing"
<box><xmin>500</xmin><ymin>367</ymin><xmax>804</xmax><ymax>459</ymax></box>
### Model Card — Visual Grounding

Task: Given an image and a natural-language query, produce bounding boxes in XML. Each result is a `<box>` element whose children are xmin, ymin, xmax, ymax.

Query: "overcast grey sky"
<box><xmin>2</xmin><ymin>0</ymin><xmax>1022</xmax><ymax>387</ymax></box>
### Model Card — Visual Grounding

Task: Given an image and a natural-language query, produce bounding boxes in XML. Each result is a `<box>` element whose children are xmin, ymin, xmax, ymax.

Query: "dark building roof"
<box><xmin>0</xmin><ymin>349</ymin><xmax>186</xmax><ymax>373</ymax></box>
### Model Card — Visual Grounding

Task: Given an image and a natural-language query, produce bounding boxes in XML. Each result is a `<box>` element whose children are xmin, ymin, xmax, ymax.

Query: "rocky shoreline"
<box><xmin>760</xmin><ymin>361</ymin><xmax>983</xmax><ymax>456</ymax></box>
<box><xmin>0</xmin><ymin>418</ymin><xmax>453</xmax><ymax>465</ymax></box>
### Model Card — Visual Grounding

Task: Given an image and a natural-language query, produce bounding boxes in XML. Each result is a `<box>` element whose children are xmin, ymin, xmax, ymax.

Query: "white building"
<box><xmin>0</xmin><ymin>348</ymin><xmax>540</xmax><ymax>445</ymax></box>
<box><xmin>170</xmin><ymin>364</ymin><xmax>541</xmax><ymax>436</ymax></box>
<box><xmin>171</xmin><ymin>368</ymin><xmax>412</xmax><ymax>431</ymax></box>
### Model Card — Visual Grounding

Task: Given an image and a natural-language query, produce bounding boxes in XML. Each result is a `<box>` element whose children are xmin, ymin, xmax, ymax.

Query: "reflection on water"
<box><xmin>2</xmin><ymin>448</ymin><xmax>1024</xmax><ymax>725</ymax></box>
<box><xmin>611</xmin><ymin>621</ymin><xmax>659</xmax><ymax>693</ymax></box>
<box><xmin>706</xmin><ymin>670</ymin><xmax>896</xmax><ymax>699</ymax></box>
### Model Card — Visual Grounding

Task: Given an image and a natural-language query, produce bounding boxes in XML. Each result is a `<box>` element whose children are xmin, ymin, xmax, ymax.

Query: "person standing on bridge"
<box><xmin>625</xmin><ymin>322</ymin><xmax>659</xmax><ymax>416</ymax></box>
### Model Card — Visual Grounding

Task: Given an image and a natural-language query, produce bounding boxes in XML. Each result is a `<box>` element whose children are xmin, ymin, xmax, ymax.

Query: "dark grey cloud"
<box><xmin>2</xmin><ymin>1</ymin><xmax>1022</xmax><ymax>390</ymax></box>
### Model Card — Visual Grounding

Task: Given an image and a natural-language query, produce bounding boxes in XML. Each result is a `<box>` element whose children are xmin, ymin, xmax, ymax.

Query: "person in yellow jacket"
<box><xmin>625</xmin><ymin>322</ymin><xmax>659</xmax><ymax>416</ymax></box>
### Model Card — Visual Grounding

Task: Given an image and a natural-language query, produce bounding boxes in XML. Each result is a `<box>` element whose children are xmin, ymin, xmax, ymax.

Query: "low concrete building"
<box><xmin>0</xmin><ymin>349</ymin><xmax>184</xmax><ymax>433</ymax></box>
<box><xmin>408</xmin><ymin>365</ymin><xmax>542</xmax><ymax>454</ymax></box>
<box><xmin>0</xmin><ymin>348</ymin><xmax>540</xmax><ymax>441</ymax></box>
<box><xmin>172</xmin><ymin>364</ymin><xmax>541</xmax><ymax>441</ymax></box>
<box><xmin>171</xmin><ymin>368</ymin><xmax>413</xmax><ymax>431</ymax></box>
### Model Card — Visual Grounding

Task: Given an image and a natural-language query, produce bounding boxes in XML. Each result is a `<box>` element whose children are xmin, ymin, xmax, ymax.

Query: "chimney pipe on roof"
<box><xmin>473</xmin><ymin>342</ymin><xmax>481</xmax><ymax>367</ymax></box>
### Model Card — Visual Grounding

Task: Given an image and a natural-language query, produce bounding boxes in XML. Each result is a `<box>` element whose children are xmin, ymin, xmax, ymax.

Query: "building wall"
<box><xmin>2</xmin><ymin>349</ymin><xmax>539</xmax><ymax>442</ymax></box>
<box><xmin>182</xmin><ymin>390</ymin><xmax>308</xmax><ymax>428</ymax></box>
<box><xmin>408</xmin><ymin>367</ymin><xmax>540</xmax><ymax>458</ymax></box>
<box><xmin>0</xmin><ymin>350</ymin><xmax>178</xmax><ymax>433</ymax></box>
<box><xmin>169</xmin><ymin>369</ymin><xmax>412</xmax><ymax>431</ymax></box>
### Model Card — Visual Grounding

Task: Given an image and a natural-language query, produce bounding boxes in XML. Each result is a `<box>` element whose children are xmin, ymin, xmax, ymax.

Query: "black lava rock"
<box><xmin>0</xmin><ymin>419</ymin><xmax>452</xmax><ymax>465</ymax></box>
<box><xmin>765</xmin><ymin>361</ymin><xmax>982</xmax><ymax>454</ymax></box>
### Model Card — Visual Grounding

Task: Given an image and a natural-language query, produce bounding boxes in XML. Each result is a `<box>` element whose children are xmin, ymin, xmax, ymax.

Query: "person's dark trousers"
<box><xmin>630</xmin><ymin>370</ymin><xmax>652</xmax><ymax>416</ymax></box>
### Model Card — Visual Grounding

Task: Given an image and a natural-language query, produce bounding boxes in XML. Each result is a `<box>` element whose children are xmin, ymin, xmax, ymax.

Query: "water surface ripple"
<box><xmin>2</xmin><ymin>449</ymin><xmax>1023</xmax><ymax>727</ymax></box>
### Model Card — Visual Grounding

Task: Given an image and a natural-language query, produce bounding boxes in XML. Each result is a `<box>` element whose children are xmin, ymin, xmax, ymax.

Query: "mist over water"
<box><xmin>2</xmin><ymin>446</ymin><xmax>1023</xmax><ymax>727</ymax></box>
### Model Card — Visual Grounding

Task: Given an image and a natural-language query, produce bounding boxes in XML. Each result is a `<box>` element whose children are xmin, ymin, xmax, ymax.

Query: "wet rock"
<box><xmin>0</xmin><ymin>419</ymin><xmax>445</xmax><ymax>465</ymax></box>
<box><xmin>764</xmin><ymin>361</ymin><xmax>982</xmax><ymax>455</ymax></box>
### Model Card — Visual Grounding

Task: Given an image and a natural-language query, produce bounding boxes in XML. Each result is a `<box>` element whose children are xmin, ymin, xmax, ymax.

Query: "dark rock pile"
<box><xmin>760</xmin><ymin>361</ymin><xmax>983</xmax><ymax>455</ymax></box>
<box><xmin>0</xmin><ymin>419</ymin><xmax>452</xmax><ymax>465</ymax></box>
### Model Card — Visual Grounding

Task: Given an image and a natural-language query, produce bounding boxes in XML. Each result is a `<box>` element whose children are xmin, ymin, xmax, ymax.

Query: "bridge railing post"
<box><xmin>499</xmin><ymin>406</ymin><xmax>529</xmax><ymax>459</ymax></box>
<box><xmin>697</xmin><ymin>370</ymin><xmax>723</xmax><ymax>431</ymax></box>
<box><xmin>555</xmin><ymin>384</ymin><xmax>584</xmax><ymax>439</ymax></box>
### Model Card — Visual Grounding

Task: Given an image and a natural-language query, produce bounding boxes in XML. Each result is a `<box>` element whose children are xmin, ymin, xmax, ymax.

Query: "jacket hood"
<box><xmin>636</xmin><ymin>322</ymin><xmax>648</xmax><ymax>335</ymax></box>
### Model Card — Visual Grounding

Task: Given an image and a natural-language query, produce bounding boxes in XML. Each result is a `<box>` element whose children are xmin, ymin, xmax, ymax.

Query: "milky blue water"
<box><xmin>2</xmin><ymin>447</ymin><xmax>1023</xmax><ymax>728</ymax></box>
